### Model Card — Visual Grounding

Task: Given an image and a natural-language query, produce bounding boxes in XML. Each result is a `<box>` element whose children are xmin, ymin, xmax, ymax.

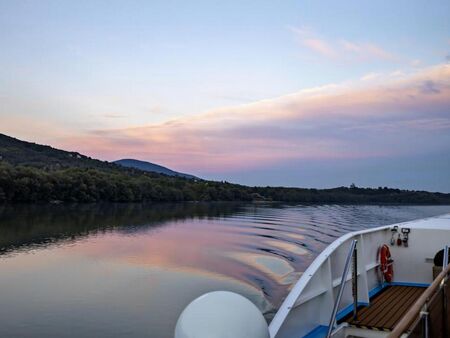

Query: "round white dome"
<box><xmin>175</xmin><ymin>291</ymin><xmax>270</xmax><ymax>338</ymax></box>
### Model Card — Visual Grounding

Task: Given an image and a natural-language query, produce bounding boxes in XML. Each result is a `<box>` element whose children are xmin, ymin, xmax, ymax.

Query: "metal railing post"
<box><xmin>444</xmin><ymin>245</ymin><xmax>449</xmax><ymax>268</ymax></box>
<box><xmin>326</xmin><ymin>239</ymin><xmax>357</xmax><ymax>338</ymax></box>
<box><xmin>443</xmin><ymin>245</ymin><xmax>449</xmax><ymax>338</ymax></box>
<box><xmin>353</xmin><ymin>244</ymin><xmax>358</xmax><ymax>320</ymax></box>
<box><xmin>420</xmin><ymin>305</ymin><xmax>429</xmax><ymax>338</ymax></box>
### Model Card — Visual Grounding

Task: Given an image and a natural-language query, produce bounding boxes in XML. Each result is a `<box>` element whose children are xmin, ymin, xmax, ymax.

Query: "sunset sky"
<box><xmin>1</xmin><ymin>0</ymin><xmax>449</xmax><ymax>191</ymax></box>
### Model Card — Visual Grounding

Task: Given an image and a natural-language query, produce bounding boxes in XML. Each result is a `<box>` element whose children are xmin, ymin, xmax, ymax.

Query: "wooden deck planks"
<box><xmin>368</xmin><ymin>287</ymin><xmax>418</xmax><ymax>328</ymax></box>
<box><xmin>349</xmin><ymin>286</ymin><xmax>408</xmax><ymax>325</ymax></box>
<box><xmin>345</xmin><ymin>286</ymin><xmax>426</xmax><ymax>331</ymax></box>
<box><xmin>381</xmin><ymin>288</ymin><xmax>425</xmax><ymax>329</ymax></box>
<box><xmin>361</xmin><ymin>287</ymin><xmax>411</xmax><ymax>326</ymax></box>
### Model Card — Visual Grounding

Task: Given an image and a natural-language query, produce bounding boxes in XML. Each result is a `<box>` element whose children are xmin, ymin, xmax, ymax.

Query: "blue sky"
<box><xmin>1</xmin><ymin>0</ymin><xmax>449</xmax><ymax>191</ymax></box>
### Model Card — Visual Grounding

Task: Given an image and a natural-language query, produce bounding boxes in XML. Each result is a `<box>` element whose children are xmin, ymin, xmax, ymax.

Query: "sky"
<box><xmin>0</xmin><ymin>0</ymin><xmax>449</xmax><ymax>191</ymax></box>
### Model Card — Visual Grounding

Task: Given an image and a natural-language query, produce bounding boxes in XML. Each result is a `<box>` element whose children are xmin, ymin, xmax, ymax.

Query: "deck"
<box><xmin>342</xmin><ymin>285</ymin><xmax>426</xmax><ymax>332</ymax></box>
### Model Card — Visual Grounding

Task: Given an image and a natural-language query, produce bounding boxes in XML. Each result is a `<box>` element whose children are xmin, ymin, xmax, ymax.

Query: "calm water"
<box><xmin>1</xmin><ymin>203</ymin><xmax>450</xmax><ymax>337</ymax></box>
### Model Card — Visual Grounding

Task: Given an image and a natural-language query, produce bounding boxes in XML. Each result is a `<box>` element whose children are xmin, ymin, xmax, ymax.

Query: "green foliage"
<box><xmin>0</xmin><ymin>161</ymin><xmax>449</xmax><ymax>203</ymax></box>
<box><xmin>0</xmin><ymin>161</ymin><xmax>253</xmax><ymax>202</ymax></box>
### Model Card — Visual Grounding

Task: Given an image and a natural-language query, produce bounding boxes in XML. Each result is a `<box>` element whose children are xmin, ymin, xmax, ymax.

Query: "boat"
<box><xmin>174</xmin><ymin>213</ymin><xmax>450</xmax><ymax>338</ymax></box>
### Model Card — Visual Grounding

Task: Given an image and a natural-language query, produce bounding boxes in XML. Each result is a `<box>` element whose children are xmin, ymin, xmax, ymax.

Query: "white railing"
<box><xmin>269</xmin><ymin>225</ymin><xmax>392</xmax><ymax>338</ymax></box>
<box><xmin>326</xmin><ymin>239</ymin><xmax>357</xmax><ymax>338</ymax></box>
<box><xmin>269</xmin><ymin>214</ymin><xmax>450</xmax><ymax>338</ymax></box>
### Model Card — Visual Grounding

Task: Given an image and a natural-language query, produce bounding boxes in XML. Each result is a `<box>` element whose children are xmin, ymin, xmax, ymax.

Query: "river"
<box><xmin>1</xmin><ymin>203</ymin><xmax>449</xmax><ymax>337</ymax></box>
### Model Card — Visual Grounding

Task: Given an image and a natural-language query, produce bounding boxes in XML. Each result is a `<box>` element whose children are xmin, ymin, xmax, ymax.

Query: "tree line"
<box><xmin>1</xmin><ymin>162</ymin><xmax>449</xmax><ymax>204</ymax></box>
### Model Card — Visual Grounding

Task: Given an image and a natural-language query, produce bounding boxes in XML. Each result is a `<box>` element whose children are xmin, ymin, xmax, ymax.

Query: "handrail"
<box><xmin>352</xmin><ymin>242</ymin><xmax>358</xmax><ymax>320</ymax></box>
<box><xmin>444</xmin><ymin>245</ymin><xmax>449</xmax><ymax>338</ymax></box>
<box><xmin>269</xmin><ymin>224</ymin><xmax>392</xmax><ymax>337</ymax></box>
<box><xmin>444</xmin><ymin>245</ymin><xmax>449</xmax><ymax>268</ymax></box>
<box><xmin>326</xmin><ymin>239</ymin><xmax>357</xmax><ymax>338</ymax></box>
<box><xmin>388</xmin><ymin>262</ymin><xmax>450</xmax><ymax>338</ymax></box>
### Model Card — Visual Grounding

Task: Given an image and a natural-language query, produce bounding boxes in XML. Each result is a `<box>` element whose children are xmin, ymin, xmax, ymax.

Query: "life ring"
<box><xmin>380</xmin><ymin>244</ymin><xmax>394</xmax><ymax>282</ymax></box>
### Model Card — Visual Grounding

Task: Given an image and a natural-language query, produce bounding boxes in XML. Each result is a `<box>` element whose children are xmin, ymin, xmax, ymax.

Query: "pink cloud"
<box><xmin>291</xmin><ymin>27</ymin><xmax>396</xmax><ymax>62</ymax></box>
<box><xmin>340</xmin><ymin>40</ymin><xmax>395</xmax><ymax>60</ymax></box>
<box><xmin>302</xmin><ymin>39</ymin><xmax>337</xmax><ymax>58</ymax></box>
<box><xmin>56</xmin><ymin>64</ymin><xmax>450</xmax><ymax>174</ymax></box>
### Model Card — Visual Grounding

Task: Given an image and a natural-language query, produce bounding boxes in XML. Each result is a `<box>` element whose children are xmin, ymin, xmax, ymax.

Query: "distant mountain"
<box><xmin>114</xmin><ymin>159</ymin><xmax>197</xmax><ymax>179</ymax></box>
<box><xmin>0</xmin><ymin>133</ymin><xmax>197</xmax><ymax>179</ymax></box>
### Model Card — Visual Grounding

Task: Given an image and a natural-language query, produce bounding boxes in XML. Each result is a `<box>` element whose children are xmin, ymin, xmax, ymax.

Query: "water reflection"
<box><xmin>1</xmin><ymin>203</ymin><xmax>450</xmax><ymax>338</ymax></box>
<box><xmin>0</xmin><ymin>202</ymin><xmax>244</xmax><ymax>255</ymax></box>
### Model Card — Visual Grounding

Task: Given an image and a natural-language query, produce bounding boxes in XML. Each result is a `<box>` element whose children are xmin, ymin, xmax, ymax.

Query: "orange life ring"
<box><xmin>380</xmin><ymin>244</ymin><xmax>394</xmax><ymax>282</ymax></box>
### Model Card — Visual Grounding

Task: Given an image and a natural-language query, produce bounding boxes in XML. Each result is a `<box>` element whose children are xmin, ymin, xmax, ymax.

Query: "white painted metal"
<box><xmin>344</xmin><ymin>326</ymin><xmax>390</xmax><ymax>338</ymax></box>
<box><xmin>326</xmin><ymin>240</ymin><xmax>357</xmax><ymax>338</ymax></box>
<box><xmin>444</xmin><ymin>245</ymin><xmax>449</xmax><ymax>267</ymax></box>
<box><xmin>269</xmin><ymin>214</ymin><xmax>450</xmax><ymax>338</ymax></box>
<box><xmin>175</xmin><ymin>291</ymin><xmax>270</xmax><ymax>338</ymax></box>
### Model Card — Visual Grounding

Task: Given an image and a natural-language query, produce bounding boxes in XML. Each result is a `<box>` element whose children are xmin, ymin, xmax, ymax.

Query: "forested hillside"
<box><xmin>0</xmin><ymin>133</ymin><xmax>116</xmax><ymax>170</ymax></box>
<box><xmin>1</xmin><ymin>133</ymin><xmax>449</xmax><ymax>204</ymax></box>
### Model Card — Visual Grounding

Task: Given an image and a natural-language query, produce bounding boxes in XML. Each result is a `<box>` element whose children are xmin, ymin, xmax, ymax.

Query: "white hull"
<box><xmin>270</xmin><ymin>214</ymin><xmax>450</xmax><ymax>338</ymax></box>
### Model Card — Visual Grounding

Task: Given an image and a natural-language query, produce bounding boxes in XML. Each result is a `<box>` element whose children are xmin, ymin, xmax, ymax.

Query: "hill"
<box><xmin>0</xmin><ymin>132</ymin><xmax>450</xmax><ymax>204</ymax></box>
<box><xmin>114</xmin><ymin>159</ymin><xmax>196</xmax><ymax>179</ymax></box>
<box><xmin>0</xmin><ymin>133</ymin><xmax>116</xmax><ymax>170</ymax></box>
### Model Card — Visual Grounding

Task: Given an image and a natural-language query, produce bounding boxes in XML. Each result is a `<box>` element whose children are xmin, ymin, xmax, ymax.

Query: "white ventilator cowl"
<box><xmin>175</xmin><ymin>291</ymin><xmax>270</xmax><ymax>338</ymax></box>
